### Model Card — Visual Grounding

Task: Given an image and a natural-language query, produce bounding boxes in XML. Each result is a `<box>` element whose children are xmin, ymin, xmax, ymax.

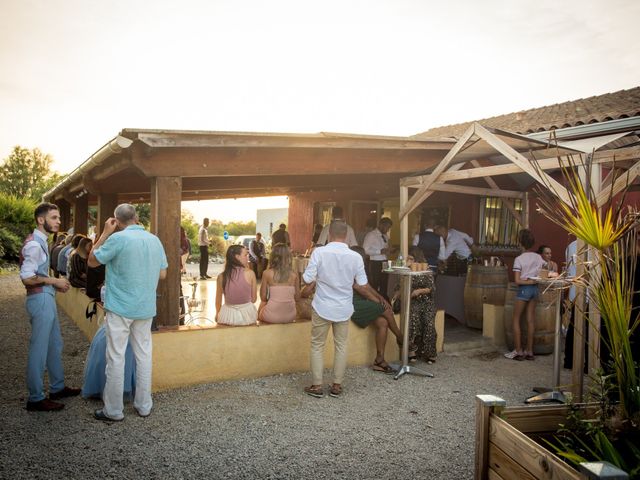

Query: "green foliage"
<box><xmin>545</xmin><ymin>378</ymin><xmax>640</xmax><ymax>477</ymax></box>
<box><xmin>209</xmin><ymin>236</ymin><xmax>226</xmax><ymax>256</ymax></box>
<box><xmin>224</xmin><ymin>220</ymin><xmax>256</xmax><ymax>236</ymax></box>
<box><xmin>0</xmin><ymin>194</ymin><xmax>37</xmax><ymax>261</ymax></box>
<box><xmin>0</xmin><ymin>146</ymin><xmax>63</xmax><ymax>201</ymax></box>
<box><xmin>181</xmin><ymin>211</ymin><xmax>199</xmax><ymax>248</ymax></box>
<box><xmin>207</xmin><ymin>219</ymin><xmax>224</xmax><ymax>237</ymax></box>
<box><xmin>136</xmin><ymin>203</ymin><xmax>151</xmax><ymax>228</ymax></box>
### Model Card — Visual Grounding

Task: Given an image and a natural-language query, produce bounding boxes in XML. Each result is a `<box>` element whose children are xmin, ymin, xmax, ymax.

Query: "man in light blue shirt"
<box><xmin>302</xmin><ymin>220</ymin><xmax>374</xmax><ymax>398</ymax></box>
<box><xmin>88</xmin><ymin>204</ymin><xmax>167</xmax><ymax>421</ymax></box>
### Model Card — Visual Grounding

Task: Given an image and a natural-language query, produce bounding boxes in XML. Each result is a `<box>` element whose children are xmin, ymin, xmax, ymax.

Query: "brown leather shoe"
<box><xmin>26</xmin><ymin>398</ymin><xmax>65</xmax><ymax>411</ymax></box>
<box><xmin>49</xmin><ymin>386</ymin><xmax>81</xmax><ymax>400</ymax></box>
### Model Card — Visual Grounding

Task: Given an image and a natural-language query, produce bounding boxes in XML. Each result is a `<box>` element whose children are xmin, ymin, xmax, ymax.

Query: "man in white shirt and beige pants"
<box><xmin>302</xmin><ymin>220</ymin><xmax>374</xmax><ymax>398</ymax></box>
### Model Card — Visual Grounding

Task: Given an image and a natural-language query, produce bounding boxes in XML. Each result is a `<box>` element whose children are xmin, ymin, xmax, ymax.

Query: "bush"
<box><xmin>0</xmin><ymin>194</ymin><xmax>37</xmax><ymax>261</ymax></box>
<box><xmin>210</xmin><ymin>236</ymin><xmax>226</xmax><ymax>257</ymax></box>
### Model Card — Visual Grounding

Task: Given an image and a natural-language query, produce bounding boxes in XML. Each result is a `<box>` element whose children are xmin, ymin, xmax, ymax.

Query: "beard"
<box><xmin>43</xmin><ymin>218</ymin><xmax>58</xmax><ymax>234</ymax></box>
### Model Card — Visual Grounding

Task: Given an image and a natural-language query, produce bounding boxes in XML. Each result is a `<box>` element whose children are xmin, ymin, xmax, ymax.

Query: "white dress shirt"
<box><xmin>198</xmin><ymin>226</ymin><xmax>209</xmax><ymax>247</ymax></box>
<box><xmin>441</xmin><ymin>229</ymin><xmax>474</xmax><ymax>260</ymax></box>
<box><xmin>412</xmin><ymin>229</ymin><xmax>446</xmax><ymax>259</ymax></box>
<box><xmin>302</xmin><ymin>242</ymin><xmax>368</xmax><ymax>322</ymax></box>
<box><xmin>363</xmin><ymin>228</ymin><xmax>389</xmax><ymax>261</ymax></box>
<box><xmin>316</xmin><ymin>221</ymin><xmax>358</xmax><ymax>247</ymax></box>
<box><xmin>249</xmin><ymin>238</ymin><xmax>266</xmax><ymax>262</ymax></box>
<box><xmin>20</xmin><ymin>229</ymin><xmax>48</xmax><ymax>280</ymax></box>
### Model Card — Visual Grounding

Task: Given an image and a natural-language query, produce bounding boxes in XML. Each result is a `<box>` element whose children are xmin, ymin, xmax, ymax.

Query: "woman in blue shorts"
<box><xmin>505</xmin><ymin>229</ymin><xmax>545</xmax><ymax>361</ymax></box>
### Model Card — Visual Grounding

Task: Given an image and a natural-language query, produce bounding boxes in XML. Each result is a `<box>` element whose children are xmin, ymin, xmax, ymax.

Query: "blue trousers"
<box><xmin>25</xmin><ymin>293</ymin><xmax>65</xmax><ymax>402</ymax></box>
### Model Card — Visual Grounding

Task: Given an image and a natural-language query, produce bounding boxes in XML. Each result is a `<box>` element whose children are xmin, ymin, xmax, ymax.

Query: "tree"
<box><xmin>0</xmin><ymin>147</ymin><xmax>63</xmax><ymax>201</ymax></box>
<box><xmin>225</xmin><ymin>220</ymin><xmax>256</xmax><ymax>236</ymax></box>
<box><xmin>207</xmin><ymin>219</ymin><xmax>224</xmax><ymax>237</ymax></box>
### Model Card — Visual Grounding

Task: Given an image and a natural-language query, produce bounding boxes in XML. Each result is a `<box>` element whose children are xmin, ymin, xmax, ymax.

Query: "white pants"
<box><xmin>103</xmin><ymin>312</ymin><xmax>153</xmax><ymax>419</ymax></box>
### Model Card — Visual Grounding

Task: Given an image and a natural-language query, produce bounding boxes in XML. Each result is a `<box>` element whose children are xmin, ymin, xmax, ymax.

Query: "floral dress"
<box><xmin>397</xmin><ymin>274</ymin><xmax>437</xmax><ymax>361</ymax></box>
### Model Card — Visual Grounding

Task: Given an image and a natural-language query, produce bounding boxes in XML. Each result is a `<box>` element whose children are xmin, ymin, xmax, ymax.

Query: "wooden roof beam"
<box><xmin>473</xmin><ymin>123</ymin><xmax>571</xmax><ymax>205</ymax></box>
<box><xmin>469</xmin><ymin>159</ymin><xmax>524</xmax><ymax>226</ymax></box>
<box><xmin>595</xmin><ymin>160</ymin><xmax>640</xmax><ymax>208</ymax></box>
<box><xmin>429</xmin><ymin>183</ymin><xmax>524</xmax><ymax>199</ymax></box>
<box><xmin>401</xmin><ymin>144</ymin><xmax>640</xmax><ymax>186</ymax></box>
<box><xmin>399</xmin><ymin>124</ymin><xmax>477</xmax><ymax>220</ymax></box>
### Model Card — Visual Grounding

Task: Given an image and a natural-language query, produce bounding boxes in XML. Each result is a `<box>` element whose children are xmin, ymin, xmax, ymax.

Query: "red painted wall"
<box><xmin>288</xmin><ymin>195</ymin><xmax>315</xmax><ymax>254</ymax></box>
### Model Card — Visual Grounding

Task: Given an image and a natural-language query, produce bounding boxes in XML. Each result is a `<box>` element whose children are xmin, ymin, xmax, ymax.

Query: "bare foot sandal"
<box><xmin>372</xmin><ymin>359</ymin><xmax>395</xmax><ymax>374</ymax></box>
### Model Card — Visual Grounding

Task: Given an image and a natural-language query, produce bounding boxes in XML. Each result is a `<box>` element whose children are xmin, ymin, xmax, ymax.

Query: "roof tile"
<box><xmin>414</xmin><ymin>86</ymin><xmax>640</xmax><ymax>139</ymax></box>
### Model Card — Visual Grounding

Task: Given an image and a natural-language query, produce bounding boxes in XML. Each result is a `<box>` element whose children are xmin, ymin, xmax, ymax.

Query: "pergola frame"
<box><xmin>398</xmin><ymin>122</ymin><xmax>640</xmax><ymax>401</ymax></box>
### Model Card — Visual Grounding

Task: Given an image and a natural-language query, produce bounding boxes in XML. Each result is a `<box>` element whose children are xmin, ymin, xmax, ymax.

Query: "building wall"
<box><xmin>256</xmin><ymin>208</ymin><xmax>289</xmax><ymax>242</ymax></box>
<box><xmin>288</xmin><ymin>189</ymin><xmax>385</xmax><ymax>253</ymax></box>
<box><xmin>288</xmin><ymin>195</ymin><xmax>315</xmax><ymax>254</ymax></box>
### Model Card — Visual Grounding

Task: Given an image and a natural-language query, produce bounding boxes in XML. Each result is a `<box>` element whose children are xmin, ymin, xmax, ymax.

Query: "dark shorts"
<box><xmin>351</xmin><ymin>293</ymin><xmax>385</xmax><ymax>328</ymax></box>
<box><xmin>516</xmin><ymin>284</ymin><xmax>538</xmax><ymax>301</ymax></box>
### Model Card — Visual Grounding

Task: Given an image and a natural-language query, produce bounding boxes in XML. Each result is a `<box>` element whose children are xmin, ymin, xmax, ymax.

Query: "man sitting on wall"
<box><xmin>271</xmin><ymin>223</ymin><xmax>290</xmax><ymax>246</ymax></box>
<box><xmin>249</xmin><ymin>233</ymin><xmax>268</xmax><ymax>280</ymax></box>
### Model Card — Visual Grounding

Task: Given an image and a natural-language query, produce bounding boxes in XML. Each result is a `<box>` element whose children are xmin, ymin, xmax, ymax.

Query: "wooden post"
<box><xmin>150</xmin><ymin>176</ymin><xmax>182</xmax><ymax>327</ymax></box>
<box><xmin>522</xmin><ymin>192</ymin><xmax>529</xmax><ymax>229</ymax></box>
<box><xmin>572</xmin><ymin>238</ymin><xmax>587</xmax><ymax>401</ymax></box>
<box><xmin>73</xmin><ymin>194</ymin><xmax>89</xmax><ymax>235</ymax></box>
<box><xmin>400</xmin><ymin>185</ymin><xmax>409</xmax><ymax>259</ymax></box>
<box><xmin>57</xmin><ymin>199</ymin><xmax>71</xmax><ymax>232</ymax></box>
<box><xmin>97</xmin><ymin>193</ymin><xmax>118</xmax><ymax>237</ymax></box>
<box><xmin>579</xmin><ymin>461</ymin><xmax>629</xmax><ymax>479</ymax></box>
<box><xmin>475</xmin><ymin>395</ymin><xmax>507</xmax><ymax>480</ymax></box>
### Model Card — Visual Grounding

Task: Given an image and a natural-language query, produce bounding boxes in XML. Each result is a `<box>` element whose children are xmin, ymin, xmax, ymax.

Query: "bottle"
<box><xmin>397</xmin><ymin>255</ymin><xmax>405</xmax><ymax>267</ymax></box>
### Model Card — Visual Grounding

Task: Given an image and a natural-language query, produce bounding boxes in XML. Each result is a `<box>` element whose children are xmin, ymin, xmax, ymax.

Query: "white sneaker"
<box><xmin>503</xmin><ymin>350</ymin><xmax>519</xmax><ymax>359</ymax></box>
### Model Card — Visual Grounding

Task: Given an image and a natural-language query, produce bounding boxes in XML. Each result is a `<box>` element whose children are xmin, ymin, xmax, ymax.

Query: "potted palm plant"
<box><xmin>474</xmin><ymin>157</ymin><xmax>639</xmax><ymax>479</ymax></box>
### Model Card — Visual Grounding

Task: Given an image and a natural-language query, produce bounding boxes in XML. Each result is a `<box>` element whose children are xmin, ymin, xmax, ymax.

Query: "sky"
<box><xmin>1</xmin><ymin>0</ymin><xmax>639</xmax><ymax>221</ymax></box>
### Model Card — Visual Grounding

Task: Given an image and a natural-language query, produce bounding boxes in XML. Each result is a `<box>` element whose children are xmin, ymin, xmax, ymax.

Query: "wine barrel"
<box><xmin>503</xmin><ymin>282</ymin><xmax>555</xmax><ymax>355</ymax></box>
<box><xmin>463</xmin><ymin>265</ymin><xmax>508</xmax><ymax>329</ymax></box>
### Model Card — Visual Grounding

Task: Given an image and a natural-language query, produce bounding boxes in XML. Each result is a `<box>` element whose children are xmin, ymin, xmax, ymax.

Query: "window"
<box><xmin>479</xmin><ymin>197</ymin><xmax>522</xmax><ymax>246</ymax></box>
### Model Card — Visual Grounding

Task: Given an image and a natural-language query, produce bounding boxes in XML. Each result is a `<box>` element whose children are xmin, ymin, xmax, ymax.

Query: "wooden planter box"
<box><xmin>474</xmin><ymin>395</ymin><xmax>628</xmax><ymax>480</ymax></box>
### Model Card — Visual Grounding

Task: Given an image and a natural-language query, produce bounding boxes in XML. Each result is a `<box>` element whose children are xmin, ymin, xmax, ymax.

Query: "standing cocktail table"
<box><xmin>525</xmin><ymin>276</ymin><xmax>573</xmax><ymax>403</ymax></box>
<box><xmin>385</xmin><ymin>268</ymin><xmax>435</xmax><ymax>380</ymax></box>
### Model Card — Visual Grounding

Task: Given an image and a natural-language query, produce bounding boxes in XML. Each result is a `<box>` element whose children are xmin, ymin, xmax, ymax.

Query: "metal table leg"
<box><xmin>393</xmin><ymin>275</ymin><xmax>434</xmax><ymax>380</ymax></box>
<box><xmin>526</xmin><ymin>287</ymin><xmax>566</xmax><ymax>403</ymax></box>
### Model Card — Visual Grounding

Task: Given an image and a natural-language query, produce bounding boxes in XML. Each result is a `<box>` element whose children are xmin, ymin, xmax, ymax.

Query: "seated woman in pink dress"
<box><xmin>258</xmin><ymin>244</ymin><xmax>300</xmax><ymax>323</ymax></box>
<box><xmin>215</xmin><ymin>245</ymin><xmax>258</xmax><ymax>326</ymax></box>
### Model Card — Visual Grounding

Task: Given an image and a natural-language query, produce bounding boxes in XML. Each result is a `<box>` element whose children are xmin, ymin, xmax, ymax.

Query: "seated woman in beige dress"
<box><xmin>258</xmin><ymin>244</ymin><xmax>300</xmax><ymax>323</ymax></box>
<box><xmin>215</xmin><ymin>245</ymin><xmax>258</xmax><ymax>326</ymax></box>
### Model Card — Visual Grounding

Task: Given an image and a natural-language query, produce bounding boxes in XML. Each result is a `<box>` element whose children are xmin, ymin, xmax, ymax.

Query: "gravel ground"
<box><xmin>0</xmin><ymin>272</ymin><xmax>571</xmax><ymax>479</ymax></box>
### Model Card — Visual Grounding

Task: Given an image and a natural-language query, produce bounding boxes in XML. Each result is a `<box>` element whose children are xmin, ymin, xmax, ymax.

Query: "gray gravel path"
<box><xmin>0</xmin><ymin>273</ymin><xmax>570</xmax><ymax>479</ymax></box>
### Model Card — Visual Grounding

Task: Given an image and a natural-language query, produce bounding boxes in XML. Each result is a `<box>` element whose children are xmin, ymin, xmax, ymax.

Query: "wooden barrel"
<box><xmin>463</xmin><ymin>265</ymin><xmax>508</xmax><ymax>329</ymax></box>
<box><xmin>503</xmin><ymin>282</ymin><xmax>555</xmax><ymax>355</ymax></box>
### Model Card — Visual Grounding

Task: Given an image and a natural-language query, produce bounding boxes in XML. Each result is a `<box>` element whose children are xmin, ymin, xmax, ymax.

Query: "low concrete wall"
<box><xmin>482</xmin><ymin>304</ymin><xmax>506</xmax><ymax>348</ymax></box>
<box><xmin>57</xmin><ymin>288</ymin><xmax>398</xmax><ymax>392</ymax></box>
<box><xmin>153</xmin><ymin>321</ymin><xmax>397</xmax><ymax>391</ymax></box>
<box><xmin>56</xmin><ymin>287</ymin><xmax>103</xmax><ymax>340</ymax></box>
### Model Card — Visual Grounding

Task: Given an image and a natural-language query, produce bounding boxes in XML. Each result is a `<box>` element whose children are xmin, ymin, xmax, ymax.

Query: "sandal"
<box><xmin>372</xmin><ymin>359</ymin><xmax>395</xmax><ymax>375</ymax></box>
<box><xmin>408</xmin><ymin>354</ymin><xmax>418</xmax><ymax>363</ymax></box>
<box><xmin>303</xmin><ymin>385</ymin><xmax>324</xmax><ymax>398</ymax></box>
<box><xmin>329</xmin><ymin>383</ymin><xmax>342</xmax><ymax>398</ymax></box>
